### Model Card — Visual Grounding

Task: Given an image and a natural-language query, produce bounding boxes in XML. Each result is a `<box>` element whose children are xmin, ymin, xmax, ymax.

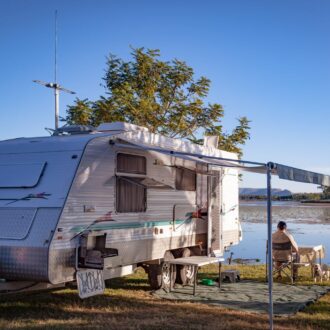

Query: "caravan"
<box><xmin>0</xmin><ymin>122</ymin><xmax>241</xmax><ymax>296</ymax></box>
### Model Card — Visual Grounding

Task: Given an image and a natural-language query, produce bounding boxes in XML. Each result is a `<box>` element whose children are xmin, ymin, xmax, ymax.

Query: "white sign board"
<box><xmin>76</xmin><ymin>269</ymin><xmax>105</xmax><ymax>299</ymax></box>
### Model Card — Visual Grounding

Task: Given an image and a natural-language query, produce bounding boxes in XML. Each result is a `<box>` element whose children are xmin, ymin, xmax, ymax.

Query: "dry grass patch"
<box><xmin>0</xmin><ymin>265</ymin><xmax>329</xmax><ymax>329</ymax></box>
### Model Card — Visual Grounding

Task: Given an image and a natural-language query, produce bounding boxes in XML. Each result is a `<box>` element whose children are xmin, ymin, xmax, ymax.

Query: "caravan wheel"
<box><xmin>147</xmin><ymin>251</ymin><xmax>176</xmax><ymax>290</ymax></box>
<box><xmin>176</xmin><ymin>248</ymin><xmax>196</xmax><ymax>285</ymax></box>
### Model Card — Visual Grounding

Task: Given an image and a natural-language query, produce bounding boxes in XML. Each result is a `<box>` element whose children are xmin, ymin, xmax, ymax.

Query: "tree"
<box><xmin>65</xmin><ymin>47</ymin><xmax>250</xmax><ymax>156</ymax></box>
<box><xmin>66</xmin><ymin>98</ymin><xmax>93</xmax><ymax>126</ymax></box>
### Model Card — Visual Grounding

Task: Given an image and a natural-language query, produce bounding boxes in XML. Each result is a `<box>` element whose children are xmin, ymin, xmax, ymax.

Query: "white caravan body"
<box><xmin>0</xmin><ymin>122</ymin><xmax>241</xmax><ymax>286</ymax></box>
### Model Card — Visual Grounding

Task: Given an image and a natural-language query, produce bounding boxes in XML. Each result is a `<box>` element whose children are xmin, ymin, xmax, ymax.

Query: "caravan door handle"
<box><xmin>220</xmin><ymin>204</ymin><xmax>238</xmax><ymax>215</ymax></box>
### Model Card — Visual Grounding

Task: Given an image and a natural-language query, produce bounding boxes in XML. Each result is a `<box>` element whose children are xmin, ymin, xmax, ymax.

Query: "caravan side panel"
<box><xmin>49</xmin><ymin>137</ymin><xmax>207</xmax><ymax>284</ymax></box>
<box><xmin>0</xmin><ymin>146</ymin><xmax>83</xmax><ymax>281</ymax></box>
<box><xmin>0</xmin><ymin>208</ymin><xmax>61</xmax><ymax>281</ymax></box>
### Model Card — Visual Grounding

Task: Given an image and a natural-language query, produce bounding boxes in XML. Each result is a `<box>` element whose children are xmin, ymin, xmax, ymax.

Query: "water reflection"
<box><xmin>240</xmin><ymin>201</ymin><xmax>330</xmax><ymax>224</ymax></box>
<box><xmin>225</xmin><ymin>202</ymin><xmax>330</xmax><ymax>263</ymax></box>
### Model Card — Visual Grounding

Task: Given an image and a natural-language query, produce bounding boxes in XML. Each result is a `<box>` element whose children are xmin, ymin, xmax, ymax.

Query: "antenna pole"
<box><xmin>55</xmin><ymin>10</ymin><xmax>58</xmax><ymax>83</ymax></box>
<box><xmin>33</xmin><ymin>10</ymin><xmax>76</xmax><ymax>131</ymax></box>
<box><xmin>55</xmin><ymin>86</ymin><xmax>59</xmax><ymax>129</ymax></box>
<box><xmin>54</xmin><ymin>10</ymin><xmax>59</xmax><ymax>129</ymax></box>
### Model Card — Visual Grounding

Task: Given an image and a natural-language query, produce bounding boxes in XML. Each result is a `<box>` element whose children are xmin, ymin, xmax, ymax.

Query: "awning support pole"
<box><xmin>207</xmin><ymin>164</ymin><xmax>212</xmax><ymax>256</ymax></box>
<box><xmin>267</xmin><ymin>162</ymin><xmax>274</xmax><ymax>330</ymax></box>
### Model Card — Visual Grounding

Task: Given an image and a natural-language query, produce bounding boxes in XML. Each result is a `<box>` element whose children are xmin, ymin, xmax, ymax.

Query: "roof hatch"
<box><xmin>97</xmin><ymin>122</ymin><xmax>149</xmax><ymax>132</ymax></box>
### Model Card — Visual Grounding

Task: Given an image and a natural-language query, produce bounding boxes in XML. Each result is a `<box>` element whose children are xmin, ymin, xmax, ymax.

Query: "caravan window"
<box><xmin>116</xmin><ymin>153</ymin><xmax>147</xmax><ymax>213</ymax></box>
<box><xmin>117</xmin><ymin>153</ymin><xmax>146</xmax><ymax>174</ymax></box>
<box><xmin>175</xmin><ymin>167</ymin><xmax>196</xmax><ymax>191</ymax></box>
<box><xmin>0</xmin><ymin>162</ymin><xmax>46</xmax><ymax>188</ymax></box>
<box><xmin>116</xmin><ymin>177</ymin><xmax>146</xmax><ymax>212</ymax></box>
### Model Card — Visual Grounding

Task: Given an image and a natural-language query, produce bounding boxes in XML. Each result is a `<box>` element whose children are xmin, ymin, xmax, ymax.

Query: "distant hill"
<box><xmin>239</xmin><ymin>188</ymin><xmax>292</xmax><ymax>197</ymax></box>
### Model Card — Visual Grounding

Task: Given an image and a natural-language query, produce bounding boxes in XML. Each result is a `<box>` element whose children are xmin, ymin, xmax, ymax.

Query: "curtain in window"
<box><xmin>175</xmin><ymin>167</ymin><xmax>196</xmax><ymax>191</ymax></box>
<box><xmin>117</xmin><ymin>153</ymin><xmax>146</xmax><ymax>174</ymax></box>
<box><xmin>116</xmin><ymin>177</ymin><xmax>146</xmax><ymax>212</ymax></box>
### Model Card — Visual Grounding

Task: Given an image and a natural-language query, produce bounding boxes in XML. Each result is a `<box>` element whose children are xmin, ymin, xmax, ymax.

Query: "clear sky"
<box><xmin>1</xmin><ymin>0</ymin><xmax>329</xmax><ymax>192</ymax></box>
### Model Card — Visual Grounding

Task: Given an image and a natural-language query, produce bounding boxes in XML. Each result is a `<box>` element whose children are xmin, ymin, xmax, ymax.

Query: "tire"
<box><xmin>176</xmin><ymin>248</ymin><xmax>196</xmax><ymax>285</ymax></box>
<box><xmin>148</xmin><ymin>264</ymin><xmax>162</xmax><ymax>290</ymax></box>
<box><xmin>147</xmin><ymin>251</ymin><xmax>176</xmax><ymax>290</ymax></box>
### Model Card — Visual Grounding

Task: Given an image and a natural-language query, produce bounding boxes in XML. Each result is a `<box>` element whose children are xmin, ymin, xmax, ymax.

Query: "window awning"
<box><xmin>111</xmin><ymin>131</ymin><xmax>330</xmax><ymax>187</ymax></box>
<box><xmin>117</xmin><ymin>176</ymin><xmax>174</xmax><ymax>190</ymax></box>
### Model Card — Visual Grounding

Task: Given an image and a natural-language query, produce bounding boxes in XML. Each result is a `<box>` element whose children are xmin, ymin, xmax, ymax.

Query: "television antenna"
<box><xmin>33</xmin><ymin>10</ymin><xmax>76</xmax><ymax>130</ymax></box>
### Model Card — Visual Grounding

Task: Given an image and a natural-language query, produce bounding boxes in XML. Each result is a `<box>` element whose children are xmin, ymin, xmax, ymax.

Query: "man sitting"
<box><xmin>272</xmin><ymin>221</ymin><xmax>299</xmax><ymax>279</ymax></box>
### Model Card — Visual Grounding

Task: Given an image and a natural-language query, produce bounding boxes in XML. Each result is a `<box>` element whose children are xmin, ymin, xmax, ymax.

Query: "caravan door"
<box><xmin>207</xmin><ymin>166</ymin><xmax>221</xmax><ymax>256</ymax></box>
<box><xmin>207</xmin><ymin>167</ymin><xmax>241</xmax><ymax>256</ymax></box>
<box><xmin>219</xmin><ymin>168</ymin><xmax>241</xmax><ymax>251</ymax></box>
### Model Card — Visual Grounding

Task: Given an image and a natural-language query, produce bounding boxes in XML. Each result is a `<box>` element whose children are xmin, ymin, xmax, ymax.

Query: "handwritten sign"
<box><xmin>76</xmin><ymin>269</ymin><xmax>105</xmax><ymax>299</ymax></box>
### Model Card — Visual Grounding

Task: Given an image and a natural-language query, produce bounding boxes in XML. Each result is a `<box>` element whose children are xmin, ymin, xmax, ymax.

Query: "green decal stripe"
<box><xmin>70</xmin><ymin>219</ymin><xmax>188</xmax><ymax>232</ymax></box>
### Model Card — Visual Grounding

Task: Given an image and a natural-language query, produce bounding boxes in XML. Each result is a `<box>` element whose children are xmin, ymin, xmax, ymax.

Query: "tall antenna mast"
<box><xmin>55</xmin><ymin>9</ymin><xmax>58</xmax><ymax>84</ymax></box>
<box><xmin>33</xmin><ymin>10</ymin><xmax>76</xmax><ymax>130</ymax></box>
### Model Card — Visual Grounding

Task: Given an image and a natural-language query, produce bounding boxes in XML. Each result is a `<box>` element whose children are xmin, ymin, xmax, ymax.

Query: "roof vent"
<box><xmin>52</xmin><ymin>125</ymin><xmax>96</xmax><ymax>136</ymax></box>
<box><xmin>97</xmin><ymin>122</ymin><xmax>149</xmax><ymax>132</ymax></box>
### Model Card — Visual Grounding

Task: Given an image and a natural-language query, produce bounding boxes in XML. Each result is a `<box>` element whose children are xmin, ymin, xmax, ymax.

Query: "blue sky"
<box><xmin>1</xmin><ymin>0</ymin><xmax>329</xmax><ymax>192</ymax></box>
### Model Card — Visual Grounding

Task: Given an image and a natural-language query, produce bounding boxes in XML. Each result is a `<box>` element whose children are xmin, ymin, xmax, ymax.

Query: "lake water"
<box><xmin>225</xmin><ymin>201</ymin><xmax>330</xmax><ymax>264</ymax></box>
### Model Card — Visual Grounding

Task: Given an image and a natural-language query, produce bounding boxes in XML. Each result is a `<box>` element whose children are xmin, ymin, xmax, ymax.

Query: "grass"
<box><xmin>0</xmin><ymin>265</ymin><xmax>329</xmax><ymax>329</ymax></box>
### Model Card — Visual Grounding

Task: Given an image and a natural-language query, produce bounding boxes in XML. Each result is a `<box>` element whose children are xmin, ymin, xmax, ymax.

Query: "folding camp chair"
<box><xmin>266</xmin><ymin>241</ymin><xmax>309</xmax><ymax>284</ymax></box>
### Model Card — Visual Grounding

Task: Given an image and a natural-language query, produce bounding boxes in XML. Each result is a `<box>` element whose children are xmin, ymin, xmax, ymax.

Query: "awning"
<box><xmin>111</xmin><ymin>131</ymin><xmax>330</xmax><ymax>186</ymax></box>
<box><xmin>275</xmin><ymin>163</ymin><xmax>330</xmax><ymax>186</ymax></box>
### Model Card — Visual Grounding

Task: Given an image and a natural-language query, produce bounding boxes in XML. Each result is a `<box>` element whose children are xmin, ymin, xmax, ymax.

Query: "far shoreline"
<box><xmin>240</xmin><ymin>198</ymin><xmax>330</xmax><ymax>204</ymax></box>
<box><xmin>300</xmin><ymin>199</ymin><xmax>330</xmax><ymax>204</ymax></box>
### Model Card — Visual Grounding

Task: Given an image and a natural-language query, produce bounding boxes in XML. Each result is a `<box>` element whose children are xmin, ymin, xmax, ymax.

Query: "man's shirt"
<box><xmin>272</xmin><ymin>230</ymin><xmax>298</xmax><ymax>261</ymax></box>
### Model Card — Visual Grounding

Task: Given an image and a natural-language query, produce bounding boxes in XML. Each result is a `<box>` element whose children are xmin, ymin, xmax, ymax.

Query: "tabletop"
<box><xmin>168</xmin><ymin>256</ymin><xmax>225</xmax><ymax>267</ymax></box>
<box><xmin>299</xmin><ymin>245</ymin><xmax>325</xmax><ymax>262</ymax></box>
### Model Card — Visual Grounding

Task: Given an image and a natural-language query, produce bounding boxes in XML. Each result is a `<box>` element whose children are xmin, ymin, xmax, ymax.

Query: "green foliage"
<box><xmin>290</xmin><ymin>187</ymin><xmax>330</xmax><ymax>201</ymax></box>
<box><xmin>66</xmin><ymin>98</ymin><xmax>92</xmax><ymax>126</ymax></box>
<box><xmin>322</xmin><ymin>186</ymin><xmax>330</xmax><ymax>199</ymax></box>
<box><xmin>240</xmin><ymin>195</ymin><xmax>293</xmax><ymax>201</ymax></box>
<box><xmin>291</xmin><ymin>193</ymin><xmax>321</xmax><ymax>201</ymax></box>
<box><xmin>65</xmin><ymin>47</ymin><xmax>250</xmax><ymax>155</ymax></box>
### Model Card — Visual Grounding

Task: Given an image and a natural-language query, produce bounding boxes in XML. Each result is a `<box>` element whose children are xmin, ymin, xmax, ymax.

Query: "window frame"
<box><xmin>115</xmin><ymin>152</ymin><xmax>147</xmax><ymax>213</ymax></box>
<box><xmin>175</xmin><ymin>166</ymin><xmax>197</xmax><ymax>192</ymax></box>
<box><xmin>116</xmin><ymin>153</ymin><xmax>146</xmax><ymax>175</ymax></box>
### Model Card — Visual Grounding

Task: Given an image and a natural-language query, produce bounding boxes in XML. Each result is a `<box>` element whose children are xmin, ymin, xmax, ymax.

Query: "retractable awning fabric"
<box><xmin>275</xmin><ymin>164</ymin><xmax>330</xmax><ymax>186</ymax></box>
<box><xmin>112</xmin><ymin>131</ymin><xmax>268</xmax><ymax>173</ymax></box>
<box><xmin>112</xmin><ymin>131</ymin><xmax>330</xmax><ymax>186</ymax></box>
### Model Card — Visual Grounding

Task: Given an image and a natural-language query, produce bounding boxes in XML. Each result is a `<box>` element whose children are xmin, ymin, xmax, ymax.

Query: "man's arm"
<box><xmin>286</xmin><ymin>232</ymin><xmax>299</xmax><ymax>252</ymax></box>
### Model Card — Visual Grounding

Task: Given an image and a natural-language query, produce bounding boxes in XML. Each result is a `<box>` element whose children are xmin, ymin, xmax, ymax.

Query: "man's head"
<box><xmin>277</xmin><ymin>221</ymin><xmax>287</xmax><ymax>231</ymax></box>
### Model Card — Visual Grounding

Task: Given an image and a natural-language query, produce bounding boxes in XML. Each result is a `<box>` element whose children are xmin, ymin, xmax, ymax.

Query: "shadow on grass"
<box><xmin>106</xmin><ymin>276</ymin><xmax>150</xmax><ymax>291</ymax></box>
<box><xmin>0</xmin><ymin>290</ymin><xmax>270</xmax><ymax>330</ymax></box>
<box><xmin>1</xmin><ymin>288</ymin><xmax>330</xmax><ymax>330</ymax></box>
<box><xmin>1</xmin><ymin>265</ymin><xmax>330</xmax><ymax>329</ymax></box>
